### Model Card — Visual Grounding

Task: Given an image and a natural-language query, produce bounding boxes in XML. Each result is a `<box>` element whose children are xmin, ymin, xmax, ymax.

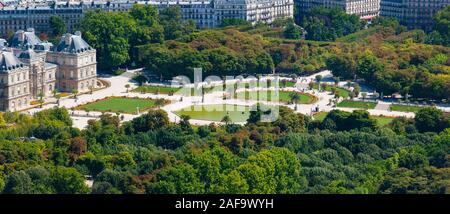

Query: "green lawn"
<box><xmin>372</xmin><ymin>116</ymin><xmax>395</xmax><ymax>127</ymax></box>
<box><xmin>390</xmin><ymin>104</ymin><xmax>424</xmax><ymax>113</ymax></box>
<box><xmin>235</xmin><ymin>90</ymin><xmax>316</xmax><ymax>104</ymax></box>
<box><xmin>175</xmin><ymin>104</ymin><xmax>251</xmax><ymax>123</ymax></box>
<box><xmin>337</xmin><ymin>100</ymin><xmax>377</xmax><ymax>109</ymax></box>
<box><xmin>76</xmin><ymin>97</ymin><xmax>165</xmax><ymax>114</ymax></box>
<box><xmin>313</xmin><ymin>111</ymin><xmax>394</xmax><ymax>127</ymax></box>
<box><xmin>280</xmin><ymin>81</ymin><xmax>296</xmax><ymax>88</ymax></box>
<box><xmin>313</xmin><ymin>112</ymin><xmax>328</xmax><ymax>121</ymax></box>
<box><xmin>313</xmin><ymin>83</ymin><xmax>350</xmax><ymax>98</ymax></box>
<box><xmin>133</xmin><ymin>85</ymin><xmax>181</xmax><ymax>94</ymax></box>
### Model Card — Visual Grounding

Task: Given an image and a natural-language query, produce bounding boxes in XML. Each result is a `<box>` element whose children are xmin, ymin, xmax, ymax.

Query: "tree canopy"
<box><xmin>0</xmin><ymin>106</ymin><xmax>448</xmax><ymax>194</ymax></box>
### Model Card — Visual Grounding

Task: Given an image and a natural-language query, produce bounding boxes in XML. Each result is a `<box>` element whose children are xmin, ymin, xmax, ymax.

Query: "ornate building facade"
<box><xmin>0</xmin><ymin>0</ymin><xmax>294</xmax><ymax>35</ymax></box>
<box><xmin>0</xmin><ymin>28</ymin><xmax>97</xmax><ymax>111</ymax></box>
<box><xmin>296</xmin><ymin>0</ymin><xmax>380</xmax><ymax>20</ymax></box>
<box><xmin>380</xmin><ymin>0</ymin><xmax>449</xmax><ymax>31</ymax></box>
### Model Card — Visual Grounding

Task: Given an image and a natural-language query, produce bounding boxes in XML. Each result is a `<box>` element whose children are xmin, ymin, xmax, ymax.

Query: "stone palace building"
<box><xmin>0</xmin><ymin>28</ymin><xmax>97</xmax><ymax>111</ymax></box>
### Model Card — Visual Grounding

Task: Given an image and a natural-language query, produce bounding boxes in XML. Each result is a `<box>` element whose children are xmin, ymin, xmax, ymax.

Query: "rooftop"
<box><xmin>10</xmin><ymin>28</ymin><xmax>42</xmax><ymax>50</ymax></box>
<box><xmin>0</xmin><ymin>50</ymin><xmax>25</xmax><ymax>72</ymax></box>
<box><xmin>54</xmin><ymin>32</ymin><xmax>93</xmax><ymax>53</ymax></box>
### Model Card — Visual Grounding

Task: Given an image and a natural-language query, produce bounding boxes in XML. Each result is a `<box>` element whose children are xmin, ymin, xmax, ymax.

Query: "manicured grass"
<box><xmin>280</xmin><ymin>81</ymin><xmax>296</xmax><ymax>88</ymax></box>
<box><xmin>175</xmin><ymin>104</ymin><xmax>251</xmax><ymax>123</ymax></box>
<box><xmin>390</xmin><ymin>104</ymin><xmax>424</xmax><ymax>113</ymax></box>
<box><xmin>313</xmin><ymin>111</ymin><xmax>394</xmax><ymax>127</ymax></box>
<box><xmin>313</xmin><ymin>111</ymin><xmax>328</xmax><ymax>121</ymax></box>
<box><xmin>76</xmin><ymin>97</ymin><xmax>165</xmax><ymax>114</ymax></box>
<box><xmin>235</xmin><ymin>90</ymin><xmax>316</xmax><ymax>104</ymax></box>
<box><xmin>337</xmin><ymin>100</ymin><xmax>377</xmax><ymax>109</ymax></box>
<box><xmin>133</xmin><ymin>85</ymin><xmax>181</xmax><ymax>94</ymax></box>
<box><xmin>313</xmin><ymin>83</ymin><xmax>350</xmax><ymax>98</ymax></box>
<box><xmin>372</xmin><ymin>116</ymin><xmax>395</xmax><ymax>127</ymax></box>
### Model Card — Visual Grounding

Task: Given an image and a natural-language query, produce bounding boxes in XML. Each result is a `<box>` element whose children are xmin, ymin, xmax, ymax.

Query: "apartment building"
<box><xmin>0</xmin><ymin>0</ymin><xmax>294</xmax><ymax>35</ymax></box>
<box><xmin>380</xmin><ymin>0</ymin><xmax>449</xmax><ymax>31</ymax></box>
<box><xmin>296</xmin><ymin>0</ymin><xmax>380</xmax><ymax>20</ymax></box>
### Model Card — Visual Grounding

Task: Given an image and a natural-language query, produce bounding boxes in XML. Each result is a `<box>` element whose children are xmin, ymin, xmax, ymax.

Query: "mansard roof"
<box><xmin>0</xmin><ymin>50</ymin><xmax>25</xmax><ymax>72</ymax></box>
<box><xmin>10</xmin><ymin>28</ymin><xmax>42</xmax><ymax>49</ymax></box>
<box><xmin>54</xmin><ymin>32</ymin><xmax>93</xmax><ymax>54</ymax></box>
<box><xmin>18</xmin><ymin>48</ymin><xmax>38</xmax><ymax>60</ymax></box>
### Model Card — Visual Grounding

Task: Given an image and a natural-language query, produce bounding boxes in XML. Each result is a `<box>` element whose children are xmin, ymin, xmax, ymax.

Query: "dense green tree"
<box><xmin>78</xmin><ymin>11</ymin><xmax>135</xmax><ymax>71</ymax></box>
<box><xmin>52</xmin><ymin>167</ymin><xmax>89</xmax><ymax>194</ymax></box>
<box><xmin>284</xmin><ymin>21</ymin><xmax>302</xmax><ymax>39</ymax></box>
<box><xmin>326</xmin><ymin>54</ymin><xmax>357</xmax><ymax>80</ymax></box>
<box><xmin>95</xmin><ymin>169</ymin><xmax>137</xmax><ymax>194</ymax></box>
<box><xmin>379</xmin><ymin>166</ymin><xmax>450</xmax><ymax>194</ymax></box>
<box><xmin>159</xmin><ymin>6</ymin><xmax>196</xmax><ymax>40</ymax></box>
<box><xmin>129</xmin><ymin>5</ymin><xmax>164</xmax><ymax>45</ymax></box>
<box><xmin>428</xmin><ymin>5</ymin><xmax>450</xmax><ymax>46</ymax></box>
<box><xmin>3</xmin><ymin>171</ymin><xmax>33</xmax><ymax>194</ymax></box>
<box><xmin>274</xmin><ymin>106</ymin><xmax>308</xmax><ymax>133</ymax></box>
<box><xmin>414</xmin><ymin>107</ymin><xmax>448</xmax><ymax>133</ymax></box>
<box><xmin>49</xmin><ymin>16</ymin><xmax>66</xmax><ymax>38</ymax></box>
<box><xmin>128</xmin><ymin>110</ymin><xmax>169</xmax><ymax>133</ymax></box>
<box><xmin>91</xmin><ymin>182</ymin><xmax>121</xmax><ymax>194</ymax></box>
<box><xmin>146</xmin><ymin>163</ymin><xmax>204</xmax><ymax>194</ymax></box>
<box><xmin>322</xmin><ymin>110</ymin><xmax>376</xmax><ymax>131</ymax></box>
<box><xmin>26</xmin><ymin>166</ymin><xmax>55</xmax><ymax>194</ymax></box>
<box><xmin>298</xmin><ymin>7</ymin><xmax>364</xmax><ymax>41</ymax></box>
<box><xmin>357</xmin><ymin>52</ymin><xmax>384</xmax><ymax>81</ymax></box>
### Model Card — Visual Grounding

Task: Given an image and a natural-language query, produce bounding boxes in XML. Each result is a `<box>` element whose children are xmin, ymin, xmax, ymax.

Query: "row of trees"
<box><xmin>77</xmin><ymin>5</ymin><xmax>196</xmax><ymax>71</ymax></box>
<box><xmin>325</xmin><ymin>25</ymin><xmax>450</xmax><ymax>100</ymax></box>
<box><xmin>295</xmin><ymin>7</ymin><xmax>365</xmax><ymax>41</ymax></box>
<box><xmin>0</xmin><ymin>104</ymin><xmax>449</xmax><ymax>194</ymax></box>
<box><xmin>426</xmin><ymin>5</ymin><xmax>450</xmax><ymax>47</ymax></box>
<box><xmin>136</xmin><ymin>29</ymin><xmax>275</xmax><ymax>79</ymax></box>
<box><xmin>74</xmin><ymin>5</ymin><xmax>336</xmax><ymax>76</ymax></box>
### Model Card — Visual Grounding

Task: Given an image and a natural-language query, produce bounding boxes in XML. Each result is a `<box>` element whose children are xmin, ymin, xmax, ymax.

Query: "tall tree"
<box><xmin>414</xmin><ymin>107</ymin><xmax>448</xmax><ymax>133</ymax></box>
<box><xmin>357</xmin><ymin>52</ymin><xmax>384</xmax><ymax>81</ymax></box>
<box><xmin>159</xmin><ymin>6</ymin><xmax>196</xmax><ymax>40</ymax></box>
<box><xmin>78</xmin><ymin>11</ymin><xmax>136</xmax><ymax>71</ymax></box>
<box><xmin>52</xmin><ymin>167</ymin><xmax>89</xmax><ymax>194</ymax></box>
<box><xmin>429</xmin><ymin>5</ymin><xmax>450</xmax><ymax>46</ymax></box>
<box><xmin>284</xmin><ymin>21</ymin><xmax>302</xmax><ymax>39</ymax></box>
<box><xmin>49</xmin><ymin>16</ymin><xmax>66</xmax><ymax>38</ymax></box>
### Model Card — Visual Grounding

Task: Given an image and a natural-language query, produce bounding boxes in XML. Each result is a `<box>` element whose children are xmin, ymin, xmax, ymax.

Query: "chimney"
<box><xmin>26</xmin><ymin>28</ymin><xmax>35</xmax><ymax>33</ymax></box>
<box><xmin>64</xmin><ymin>33</ymin><xmax>72</xmax><ymax>45</ymax></box>
<box><xmin>18</xmin><ymin>31</ymin><xmax>25</xmax><ymax>42</ymax></box>
<box><xmin>75</xmin><ymin>31</ymin><xmax>82</xmax><ymax>37</ymax></box>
